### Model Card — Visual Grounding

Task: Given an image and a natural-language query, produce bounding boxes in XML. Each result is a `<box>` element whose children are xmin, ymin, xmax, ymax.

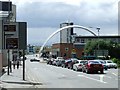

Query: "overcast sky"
<box><xmin>2</xmin><ymin>0</ymin><xmax>119</xmax><ymax>45</ymax></box>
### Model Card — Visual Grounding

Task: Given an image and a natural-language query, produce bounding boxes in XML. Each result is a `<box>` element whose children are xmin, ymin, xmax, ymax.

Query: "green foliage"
<box><xmin>112</xmin><ymin>58</ymin><xmax>119</xmax><ymax>63</ymax></box>
<box><xmin>84</xmin><ymin>39</ymin><xmax>120</xmax><ymax>59</ymax></box>
<box><xmin>112</xmin><ymin>58</ymin><xmax>120</xmax><ymax>68</ymax></box>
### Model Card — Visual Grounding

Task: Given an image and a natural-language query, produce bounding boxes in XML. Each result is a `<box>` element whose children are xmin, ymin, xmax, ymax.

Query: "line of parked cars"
<box><xmin>46</xmin><ymin>57</ymin><xmax>118</xmax><ymax>74</ymax></box>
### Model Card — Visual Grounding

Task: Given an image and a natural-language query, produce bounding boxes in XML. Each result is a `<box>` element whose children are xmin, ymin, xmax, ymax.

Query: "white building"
<box><xmin>60</xmin><ymin>22</ymin><xmax>74</xmax><ymax>43</ymax></box>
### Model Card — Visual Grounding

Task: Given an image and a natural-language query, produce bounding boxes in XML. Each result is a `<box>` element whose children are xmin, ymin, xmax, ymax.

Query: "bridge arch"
<box><xmin>39</xmin><ymin>25</ymin><xmax>97</xmax><ymax>57</ymax></box>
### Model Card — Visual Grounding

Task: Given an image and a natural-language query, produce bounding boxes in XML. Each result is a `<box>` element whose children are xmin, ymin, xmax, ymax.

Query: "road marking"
<box><xmin>78</xmin><ymin>75</ymin><xmax>84</xmax><ymax>77</ymax></box>
<box><xmin>78</xmin><ymin>74</ymin><xmax>107</xmax><ymax>83</ymax></box>
<box><xmin>112</xmin><ymin>73</ymin><xmax>118</xmax><ymax>76</ymax></box>
<box><xmin>99</xmin><ymin>75</ymin><xmax>104</xmax><ymax>82</ymax></box>
<box><xmin>104</xmin><ymin>76</ymin><xmax>112</xmax><ymax>79</ymax></box>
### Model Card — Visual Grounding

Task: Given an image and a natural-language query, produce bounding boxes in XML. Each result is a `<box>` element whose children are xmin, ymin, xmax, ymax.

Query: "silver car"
<box><xmin>104</xmin><ymin>60</ymin><xmax>117</xmax><ymax>69</ymax></box>
<box><xmin>73</xmin><ymin>60</ymin><xmax>87</xmax><ymax>71</ymax></box>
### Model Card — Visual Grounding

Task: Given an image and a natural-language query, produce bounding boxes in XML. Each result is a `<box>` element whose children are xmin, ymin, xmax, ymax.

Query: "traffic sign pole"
<box><xmin>23</xmin><ymin>49</ymin><xmax>25</xmax><ymax>80</ymax></box>
<box><xmin>7</xmin><ymin>49</ymin><xmax>10</xmax><ymax>75</ymax></box>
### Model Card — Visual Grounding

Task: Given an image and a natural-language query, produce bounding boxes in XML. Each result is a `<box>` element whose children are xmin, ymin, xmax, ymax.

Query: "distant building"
<box><xmin>52</xmin><ymin>43</ymin><xmax>84</xmax><ymax>59</ymax></box>
<box><xmin>74</xmin><ymin>35</ymin><xmax>120</xmax><ymax>44</ymax></box>
<box><xmin>52</xmin><ymin>35</ymin><xmax>120</xmax><ymax>59</ymax></box>
<box><xmin>60</xmin><ymin>22</ymin><xmax>74</xmax><ymax>43</ymax></box>
<box><xmin>27</xmin><ymin>44</ymin><xmax>35</xmax><ymax>54</ymax></box>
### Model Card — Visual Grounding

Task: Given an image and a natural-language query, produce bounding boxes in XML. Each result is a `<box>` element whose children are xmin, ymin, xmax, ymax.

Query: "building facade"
<box><xmin>60</xmin><ymin>22</ymin><xmax>74</xmax><ymax>43</ymax></box>
<box><xmin>52</xmin><ymin>35</ymin><xmax>120</xmax><ymax>59</ymax></box>
<box><xmin>52</xmin><ymin>43</ymin><xmax>84</xmax><ymax>59</ymax></box>
<box><xmin>74</xmin><ymin>36</ymin><xmax>120</xmax><ymax>44</ymax></box>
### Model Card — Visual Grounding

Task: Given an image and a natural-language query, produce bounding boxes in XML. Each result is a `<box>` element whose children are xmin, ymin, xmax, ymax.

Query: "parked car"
<box><xmin>73</xmin><ymin>60</ymin><xmax>87</xmax><ymax>71</ymax></box>
<box><xmin>67</xmin><ymin>58</ymin><xmax>79</xmax><ymax>69</ymax></box>
<box><xmin>61</xmin><ymin>59</ymin><xmax>72</xmax><ymax>68</ymax></box>
<box><xmin>104</xmin><ymin>60</ymin><xmax>117</xmax><ymax>69</ymax></box>
<box><xmin>30</xmin><ymin>58</ymin><xmax>40</xmax><ymax>62</ymax></box>
<box><xmin>82</xmin><ymin>60</ymin><xmax>104</xmax><ymax>74</ymax></box>
<box><xmin>52</xmin><ymin>60</ymin><xmax>57</xmax><ymax>66</ymax></box>
<box><xmin>94</xmin><ymin>60</ymin><xmax>108</xmax><ymax>70</ymax></box>
<box><xmin>47</xmin><ymin>58</ymin><xmax>54</xmax><ymax>65</ymax></box>
<box><xmin>55</xmin><ymin>57</ymin><xmax>64</xmax><ymax>66</ymax></box>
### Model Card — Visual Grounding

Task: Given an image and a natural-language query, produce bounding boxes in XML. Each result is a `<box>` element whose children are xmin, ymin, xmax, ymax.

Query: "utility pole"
<box><xmin>89</xmin><ymin>27</ymin><xmax>100</xmax><ymax>57</ymax></box>
<box><xmin>96</xmin><ymin>27</ymin><xmax>100</xmax><ymax>51</ymax></box>
<box><xmin>7</xmin><ymin>50</ymin><xmax>10</xmax><ymax>75</ymax></box>
<box><xmin>7</xmin><ymin>0</ymin><xmax>11</xmax><ymax>75</ymax></box>
<box><xmin>23</xmin><ymin>49</ymin><xmax>25</xmax><ymax>80</ymax></box>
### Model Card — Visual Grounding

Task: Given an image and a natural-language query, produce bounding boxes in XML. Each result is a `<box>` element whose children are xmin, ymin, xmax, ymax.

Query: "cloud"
<box><xmin>15</xmin><ymin>0</ymin><xmax>118</xmax><ymax>27</ymax></box>
<box><xmin>9</xmin><ymin>0</ymin><xmax>119</xmax><ymax>44</ymax></box>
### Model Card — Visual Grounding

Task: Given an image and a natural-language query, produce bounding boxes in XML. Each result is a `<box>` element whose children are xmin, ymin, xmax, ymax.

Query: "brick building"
<box><xmin>52</xmin><ymin>43</ymin><xmax>84</xmax><ymax>59</ymax></box>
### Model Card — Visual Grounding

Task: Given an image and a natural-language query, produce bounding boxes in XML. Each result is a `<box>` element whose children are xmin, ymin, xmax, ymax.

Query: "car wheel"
<box><xmin>105</xmin><ymin>68</ymin><xmax>107</xmax><ymax>70</ymax></box>
<box><xmin>79</xmin><ymin>69</ymin><xmax>82</xmax><ymax>72</ymax></box>
<box><xmin>115</xmin><ymin>67</ymin><xmax>117</xmax><ymax>69</ymax></box>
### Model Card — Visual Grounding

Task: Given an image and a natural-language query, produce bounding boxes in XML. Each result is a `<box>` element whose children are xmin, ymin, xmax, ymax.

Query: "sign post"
<box><xmin>23</xmin><ymin>49</ymin><xmax>25</xmax><ymax>80</ymax></box>
<box><xmin>7</xmin><ymin>49</ymin><xmax>10</xmax><ymax>75</ymax></box>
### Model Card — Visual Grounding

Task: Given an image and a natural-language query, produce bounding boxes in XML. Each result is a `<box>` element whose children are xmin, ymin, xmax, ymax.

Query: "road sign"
<box><xmin>94</xmin><ymin>50</ymin><xmax>108</xmax><ymax>57</ymax></box>
<box><xmin>6</xmin><ymin>38</ymin><xmax>18</xmax><ymax>49</ymax></box>
<box><xmin>4</xmin><ymin>25</ymin><xmax>16</xmax><ymax>32</ymax></box>
<box><xmin>3</xmin><ymin>22</ymin><xmax>27</xmax><ymax>50</ymax></box>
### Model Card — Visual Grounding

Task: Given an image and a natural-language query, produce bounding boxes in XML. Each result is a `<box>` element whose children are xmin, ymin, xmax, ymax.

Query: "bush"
<box><xmin>117</xmin><ymin>60</ymin><xmax>120</xmax><ymax>67</ymax></box>
<box><xmin>112</xmin><ymin>58</ymin><xmax>120</xmax><ymax>68</ymax></box>
<box><xmin>112</xmin><ymin>58</ymin><xmax>118</xmax><ymax>63</ymax></box>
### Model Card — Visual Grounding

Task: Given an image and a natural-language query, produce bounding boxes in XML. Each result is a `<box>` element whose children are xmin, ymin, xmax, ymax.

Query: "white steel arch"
<box><xmin>39</xmin><ymin>25</ymin><xmax>97</xmax><ymax>57</ymax></box>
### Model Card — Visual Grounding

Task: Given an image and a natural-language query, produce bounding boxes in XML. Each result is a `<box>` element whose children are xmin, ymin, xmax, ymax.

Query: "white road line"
<box><xmin>78</xmin><ymin>75</ymin><xmax>107</xmax><ymax>83</ymax></box>
<box><xmin>78</xmin><ymin>75</ymin><xmax>84</xmax><ymax>77</ymax></box>
<box><xmin>104</xmin><ymin>76</ymin><xmax>112</xmax><ymax>79</ymax></box>
<box><xmin>99</xmin><ymin>75</ymin><xmax>104</xmax><ymax>82</ymax></box>
<box><xmin>112</xmin><ymin>73</ymin><xmax>118</xmax><ymax>76</ymax></box>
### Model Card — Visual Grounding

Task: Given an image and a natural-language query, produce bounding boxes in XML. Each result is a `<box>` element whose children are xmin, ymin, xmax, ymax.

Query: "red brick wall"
<box><xmin>52</xmin><ymin>43</ymin><xmax>84</xmax><ymax>59</ymax></box>
<box><xmin>60</xmin><ymin>43</ymin><xmax>73</xmax><ymax>59</ymax></box>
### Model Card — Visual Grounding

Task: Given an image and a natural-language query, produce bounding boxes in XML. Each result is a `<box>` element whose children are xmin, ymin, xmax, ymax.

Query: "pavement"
<box><xmin>0</xmin><ymin>55</ymin><xmax>46</xmax><ymax>90</ymax></box>
<box><xmin>0</xmin><ymin>65</ymin><xmax>35</xmax><ymax>89</ymax></box>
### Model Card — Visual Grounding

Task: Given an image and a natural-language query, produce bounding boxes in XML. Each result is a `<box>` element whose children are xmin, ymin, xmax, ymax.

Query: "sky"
<box><xmin>1</xmin><ymin>0</ymin><xmax>119</xmax><ymax>45</ymax></box>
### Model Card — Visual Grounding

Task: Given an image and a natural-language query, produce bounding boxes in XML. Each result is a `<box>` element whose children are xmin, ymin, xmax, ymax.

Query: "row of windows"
<box><xmin>75</xmin><ymin>38</ymin><xmax>119</xmax><ymax>43</ymax></box>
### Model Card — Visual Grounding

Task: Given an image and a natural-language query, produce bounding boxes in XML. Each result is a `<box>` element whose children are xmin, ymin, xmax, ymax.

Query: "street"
<box><xmin>25</xmin><ymin>55</ymin><xmax>118</xmax><ymax>88</ymax></box>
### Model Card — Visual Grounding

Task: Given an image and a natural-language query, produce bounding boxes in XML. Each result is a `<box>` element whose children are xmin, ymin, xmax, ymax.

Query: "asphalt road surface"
<box><xmin>25</xmin><ymin>55</ymin><xmax>119</xmax><ymax>89</ymax></box>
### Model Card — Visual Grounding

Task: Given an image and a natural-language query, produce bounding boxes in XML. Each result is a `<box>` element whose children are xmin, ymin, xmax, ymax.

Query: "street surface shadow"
<box><xmin>1</xmin><ymin>80</ymin><xmax>43</xmax><ymax>85</ymax></box>
<box><xmin>86</xmin><ymin>72</ymin><xmax>107</xmax><ymax>75</ymax></box>
<box><xmin>1</xmin><ymin>88</ymin><xmax>7</xmax><ymax>90</ymax></box>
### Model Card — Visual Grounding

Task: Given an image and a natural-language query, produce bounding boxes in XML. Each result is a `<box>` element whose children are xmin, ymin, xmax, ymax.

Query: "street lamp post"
<box><xmin>96</xmin><ymin>27</ymin><xmax>100</xmax><ymax>51</ymax></box>
<box><xmin>89</xmin><ymin>27</ymin><xmax>100</xmax><ymax>57</ymax></box>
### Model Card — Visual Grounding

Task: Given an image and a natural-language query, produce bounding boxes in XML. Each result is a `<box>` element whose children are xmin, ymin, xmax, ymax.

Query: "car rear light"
<box><xmin>87</xmin><ymin>64</ymin><xmax>91</xmax><ymax>68</ymax></box>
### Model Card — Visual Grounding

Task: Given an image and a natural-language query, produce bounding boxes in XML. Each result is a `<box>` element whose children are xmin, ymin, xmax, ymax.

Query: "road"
<box><xmin>25</xmin><ymin>55</ymin><xmax>119</xmax><ymax>88</ymax></box>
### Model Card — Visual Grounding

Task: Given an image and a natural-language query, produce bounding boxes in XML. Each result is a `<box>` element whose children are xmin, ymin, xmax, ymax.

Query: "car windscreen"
<box><xmin>80</xmin><ymin>61</ymin><xmax>87</xmax><ymax>64</ymax></box>
<box><xmin>99</xmin><ymin>61</ymin><xmax>105</xmax><ymax>64</ymax></box>
<box><xmin>89</xmin><ymin>61</ymin><xmax>100</xmax><ymax>64</ymax></box>
<box><xmin>107</xmin><ymin>61</ymin><xmax>112</xmax><ymax>63</ymax></box>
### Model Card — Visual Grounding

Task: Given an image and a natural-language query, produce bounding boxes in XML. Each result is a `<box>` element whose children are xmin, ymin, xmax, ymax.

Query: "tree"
<box><xmin>84</xmin><ymin>39</ymin><xmax>120</xmax><ymax>59</ymax></box>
